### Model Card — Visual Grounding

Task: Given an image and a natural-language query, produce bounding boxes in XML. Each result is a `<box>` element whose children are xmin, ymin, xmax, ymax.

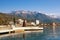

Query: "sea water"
<box><xmin>0</xmin><ymin>26</ymin><xmax>60</xmax><ymax>40</ymax></box>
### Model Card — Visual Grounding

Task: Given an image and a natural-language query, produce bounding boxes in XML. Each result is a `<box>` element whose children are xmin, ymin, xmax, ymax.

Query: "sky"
<box><xmin>0</xmin><ymin>0</ymin><xmax>60</xmax><ymax>16</ymax></box>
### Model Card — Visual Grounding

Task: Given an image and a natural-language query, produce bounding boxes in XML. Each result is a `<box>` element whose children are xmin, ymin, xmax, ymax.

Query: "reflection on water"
<box><xmin>53</xmin><ymin>26</ymin><xmax>57</xmax><ymax>38</ymax></box>
<box><xmin>0</xmin><ymin>26</ymin><xmax>60</xmax><ymax>40</ymax></box>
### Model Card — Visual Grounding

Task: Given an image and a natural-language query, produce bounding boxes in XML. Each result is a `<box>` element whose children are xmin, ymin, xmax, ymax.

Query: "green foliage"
<box><xmin>0</xmin><ymin>13</ymin><xmax>12</xmax><ymax>25</ymax></box>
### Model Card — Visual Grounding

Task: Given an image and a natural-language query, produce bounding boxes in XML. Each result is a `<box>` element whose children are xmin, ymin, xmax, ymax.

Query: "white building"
<box><xmin>18</xmin><ymin>19</ymin><xmax>23</xmax><ymax>24</ymax></box>
<box><xmin>31</xmin><ymin>22</ymin><xmax>35</xmax><ymax>26</ymax></box>
<box><xmin>9</xmin><ymin>21</ymin><xmax>14</xmax><ymax>25</ymax></box>
<box><xmin>36</xmin><ymin>20</ymin><xmax>40</xmax><ymax>25</ymax></box>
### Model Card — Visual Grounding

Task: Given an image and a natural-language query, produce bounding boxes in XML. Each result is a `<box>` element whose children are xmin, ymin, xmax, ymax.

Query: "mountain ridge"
<box><xmin>0</xmin><ymin>10</ymin><xmax>60</xmax><ymax>25</ymax></box>
<box><xmin>10</xmin><ymin>10</ymin><xmax>60</xmax><ymax>23</ymax></box>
